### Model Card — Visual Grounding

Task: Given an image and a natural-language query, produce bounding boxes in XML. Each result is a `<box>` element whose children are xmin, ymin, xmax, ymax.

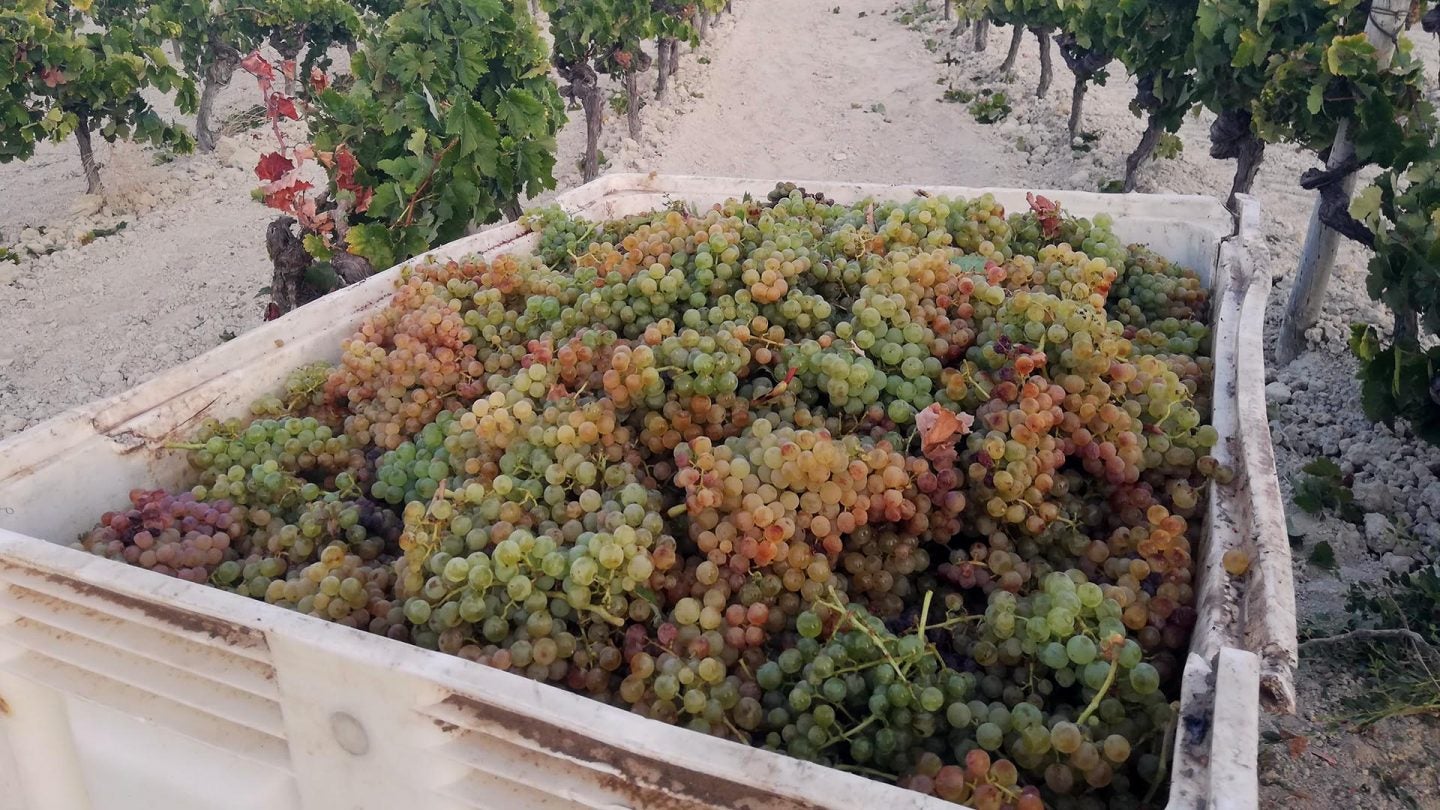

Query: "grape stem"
<box><xmin>543</xmin><ymin>590</ymin><xmax>625</xmax><ymax>626</ymax></box>
<box><xmin>820</xmin><ymin>587</ymin><xmax>912</xmax><ymax>684</ymax></box>
<box><xmin>1076</xmin><ymin>656</ymin><xmax>1120</xmax><ymax>725</ymax></box>
<box><xmin>917</xmin><ymin>590</ymin><xmax>934</xmax><ymax>640</ymax></box>
<box><xmin>1142</xmin><ymin>709</ymin><xmax>1177</xmax><ymax>805</ymax></box>
<box><xmin>164</xmin><ymin>442</ymin><xmax>209</xmax><ymax>450</ymax></box>
<box><xmin>834</xmin><ymin>763</ymin><xmax>895</xmax><ymax>782</ymax></box>
<box><xmin>721</xmin><ymin>716</ymin><xmax>747</xmax><ymax>742</ymax></box>
<box><xmin>837</xmin><ymin>713</ymin><xmax>879</xmax><ymax>741</ymax></box>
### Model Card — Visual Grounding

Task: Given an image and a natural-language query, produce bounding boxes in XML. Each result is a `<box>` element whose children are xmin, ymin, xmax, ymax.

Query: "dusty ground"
<box><xmin>3</xmin><ymin>0</ymin><xmax>1440</xmax><ymax>805</ymax></box>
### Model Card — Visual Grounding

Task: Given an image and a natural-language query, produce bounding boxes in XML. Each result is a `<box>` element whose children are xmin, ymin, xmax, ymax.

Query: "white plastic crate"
<box><xmin>0</xmin><ymin>175</ymin><xmax>1293</xmax><ymax>810</ymax></box>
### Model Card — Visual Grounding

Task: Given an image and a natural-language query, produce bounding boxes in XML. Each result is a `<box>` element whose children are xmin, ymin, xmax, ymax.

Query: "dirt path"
<box><xmin>640</xmin><ymin>0</ymin><xmax>1016</xmax><ymax>185</ymax></box>
<box><xmin>0</xmin><ymin>75</ymin><xmax>282</xmax><ymax>436</ymax></box>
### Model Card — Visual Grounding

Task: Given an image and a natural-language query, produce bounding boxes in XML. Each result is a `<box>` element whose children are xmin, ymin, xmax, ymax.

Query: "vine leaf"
<box><xmin>445</xmin><ymin>99</ymin><xmax>500</xmax><ymax>173</ymax></box>
<box><xmin>1349</xmin><ymin>185</ymin><xmax>1383</xmax><ymax>227</ymax></box>
<box><xmin>240</xmin><ymin>51</ymin><xmax>274</xmax><ymax>84</ymax></box>
<box><xmin>916</xmin><ymin>403</ymin><xmax>975</xmax><ymax>456</ymax></box>
<box><xmin>1325</xmin><ymin>34</ymin><xmax>1376</xmax><ymax>78</ymax></box>
<box><xmin>268</xmin><ymin>92</ymin><xmax>299</xmax><ymax>121</ymax></box>
<box><xmin>255</xmin><ymin>151</ymin><xmax>295</xmax><ymax>182</ymax></box>
<box><xmin>346</xmin><ymin>223</ymin><xmax>398</xmax><ymax>270</ymax></box>
<box><xmin>333</xmin><ymin>145</ymin><xmax>372</xmax><ymax>213</ymax></box>
<box><xmin>1027</xmin><ymin>192</ymin><xmax>1063</xmax><ymax>238</ymax></box>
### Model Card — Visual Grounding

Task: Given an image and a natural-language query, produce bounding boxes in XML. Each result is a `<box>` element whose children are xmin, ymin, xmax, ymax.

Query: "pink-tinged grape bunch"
<box><xmin>80</xmin><ymin>186</ymin><xmax>1232</xmax><ymax>808</ymax></box>
<box><xmin>81</xmin><ymin>489</ymin><xmax>246</xmax><ymax>583</ymax></box>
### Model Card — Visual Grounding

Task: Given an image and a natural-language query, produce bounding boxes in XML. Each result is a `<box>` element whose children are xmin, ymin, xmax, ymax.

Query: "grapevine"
<box><xmin>548</xmin><ymin>0</ymin><xmax>685</xmax><ymax>179</ymax></box>
<box><xmin>80</xmin><ymin>186</ymin><xmax>1229</xmax><ymax>807</ymax></box>
<box><xmin>152</xmin><ymin>0</ymin><xmax>364</xmax><ymax>152</ymax></box>
<box><xmin>238</xmin><ymin>0</ymin><xmax>565</xmax><ymax>318</ymax></box>
<box><xmin>1</xmin><ymin>0</ymin><xmax>197</xmax><ymax>193</ymax></box>
<box><xmin>939</xmin><ymin>0</ymin><xmax>1440</xmax><ymax>444</ymax></box>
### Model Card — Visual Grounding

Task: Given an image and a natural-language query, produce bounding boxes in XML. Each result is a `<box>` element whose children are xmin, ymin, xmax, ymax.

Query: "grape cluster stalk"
<box><xmin>81</xmin><ymin>184</ymin><xmax>1227</xmax><ymax>809</ymax></box>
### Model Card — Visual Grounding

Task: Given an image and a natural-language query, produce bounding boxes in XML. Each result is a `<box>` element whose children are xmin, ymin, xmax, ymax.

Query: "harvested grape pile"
<box><xmin>80</xmin><ymin>184</ymin><xmax>1223</xmax><ymax>809</ymax></box>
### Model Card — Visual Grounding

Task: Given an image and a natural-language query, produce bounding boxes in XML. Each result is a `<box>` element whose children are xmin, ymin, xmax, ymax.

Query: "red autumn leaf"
<box><xmin>293</xmin><ymin>195</ymin><xmax>320</xmax><ymax>227</ymax></box>
<box><xmin>269</xmin><ymin>93</ymin><xmax>299</xmax><ymax>121</ymax></box>
<box><xmin>40</xmin><ymin>67</ymin><xmax>66</xmax><ymax>87</ymax></box>
<box><xmin>309</xmin><ymin>66</ymin><xmax>329</xmax><ymax>92</ymax></box>
<box><xmin>334</xmin><ymin>144</ymin><xmax>360</xmax><ymax>178</ymax></box>
<box><xmin>264</xmin><ymin>302</ymin><xmax>281</xmax><ymax>321</ymax></box>
<box><xmin>281</xmin><ymin>59</ymin><xmax>297</xmax><ymax>82</ymax></box>
<box><xmin>240</xmin><ymin>51</ymin><xmax>273</xmax><ymax>82</ymax></box>
<box><xmin>309</xmin><ymin>210</ymin><xmax>335</xmax><ymax>235</ymax></box>
<box><xmin>915</xmin><ymin>402</ymin><xmax>975</xmax><ymax>457</ymax></box>
<box><xmin>1287</xmin><ymin>735</ymin><xmax>1309</xmax><ymax>758</ymax></box>
<box><xmin>332</xmin><ymin>144</ymin><xmax>373</xmax><ymax>212</ymax></box>
<box><xmin>1027</xmin><ymin>192</ymin><xmax>1063</xmax><ymax>239</ymax></box>
<box><xmin>263</xmin><ymin>177</ymin><xmax>313</xmax><ymax>213</ymax></box>
<box><xmin>254</xmin><ymin>151</ymin><xmax>295</xmax><ymax>182</ymax></box>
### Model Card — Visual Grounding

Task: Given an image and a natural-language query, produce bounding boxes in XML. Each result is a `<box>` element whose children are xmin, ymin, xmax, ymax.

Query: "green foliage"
<box><xmin>1307</xmin><ymin>539</ymin><xmax>1338</xmax><ymax>571</ymax></box>
<box><xmin>986</xmin><ymin>0</ymin><xmax>1064</xmax><ymax>32</ymax></box>
<box><xmin>1197</xmin><ymin>0</ymin><xmax>1431</xmax><ymax>163</ymax></box>
<box><xmin>968</xmin><ymin>89</ymin><xmax>1010</xmax><ymax>123</ymax></box>
<box><xmin>353</xmin><ymin>0</ymin><xmax>406</xmax><ymax>20</ymax></box>
<box><xmin>1291</xmin><ymin>457</ymin><xmax>1362</xmax><ymax>522</ymax></box>
<box><xmin>155</xmin><ymin>0</ymin><xmax>363</xmax><ymax>96</ymax></box>
<box><xmin>0</xmin><ymin>0</ymin><xmax>196</xmax><ymax>176</ymax></box>
<box><xmin>1155</xmin><ymin>132</ymin><xmax>1183</xmax><ymax>159</ymax></box>
<box><xmin>608</xmin><ymin>89</ymin><xmax>629</xmax><ymax>116</ymax></box>
<box><xmin>1353</xmin><ymin>156</ymin><xmax>1440</xmax><ymax>342</ymax></box>
<box><xmin>309</xmin><ymin>0</ymin><xmax>565</xmax><ymax>270</ymax></box>
<box><xmin>1341</xmin><ymin>563</ymin><xmax>1440</xmax><ymax>726</ymax></box>
<box><xmin>1349</xmin><ymin>324</ymin><xmax>1440</xmax><ymax>445</ymax></box>
<box><xmin>549</xmin><ymin>0</ymin><xmax>690</xmax><ymax>72</ymax></box>
<box><xmin>1063</xmin><ymin>0</ymin><xmax>1198</xmax><ymax>127</ymax></box>
<box><xmin>1348</xmin><ymin>564</ymin><xmax>1440</xmax><ymax>644</ymax></box>
<box><xmin>0</xmin><ymin>0</ymin><xmax>67</xmax><ymax>162</ymax></box>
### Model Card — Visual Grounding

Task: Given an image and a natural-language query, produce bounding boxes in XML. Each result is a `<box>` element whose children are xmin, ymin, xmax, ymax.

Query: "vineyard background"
<box><xmin>2</xmin><ymin>0</ymin><xmax>1440</xmax><ymax>805</ymax></box>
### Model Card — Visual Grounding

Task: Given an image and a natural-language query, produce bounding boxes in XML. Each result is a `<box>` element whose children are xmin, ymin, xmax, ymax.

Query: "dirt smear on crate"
<box><xmin>438</xmin><ymin>692</ymin><xmax>829</xmax><ymax>810</ymax></box>
<box><xmin>24</xmin><ymin>565</ymin><xmax>270</xmax><ymax>651</ymax></box>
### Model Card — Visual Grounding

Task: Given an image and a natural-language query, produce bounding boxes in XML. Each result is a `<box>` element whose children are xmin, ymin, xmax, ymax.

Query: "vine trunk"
<box><xmin>196</xmin><ymin>46</ymin><xmax>242</xmax><ymax>153</ymax></box>
<box><xmin>1123</xmin><ymin>115</ymin><xmax>1164</xmax><ymax>193</ymax></box>
<box><xmin>623</xmin><ymin>71</ymin><xmax>643</xmax><ymax>139</ymax></box>
<box><xmin>1033</xmin><ymin>28</ymin><xmax>1053</xmax><ymax>98</ymax></box>
<box><xmin>1067</xmin><ymin>78</ymin><xmax>1086</xmax><ymax>140</ymax></box>
<box><xmin>655</xmin><ymin>37</ymin><xmax>673</xmax><ymax>99</ymax></box>
<box><xmin>74</xmin><ymin>112</ymin><xmax>102</xmax><ymax>194</ymax></box>
<box><xmin>998</xmin><ymin>25</ymin><xmax>1023</xmax><ymax>74</ymax></box>
<box><xmin>580</xmin><ymin>82</ymin><xmax>604</xmax><ymax>183</ymax></box>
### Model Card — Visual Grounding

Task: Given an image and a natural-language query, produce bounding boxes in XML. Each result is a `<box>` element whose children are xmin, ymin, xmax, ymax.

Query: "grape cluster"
<box><xmin>248</xmin><ymin>362</ymin><xmax>336</xmax><ymax>418</ymax></box>
<box><xmin>79</xmin><ymin>186</ymin><xmax>1232</xmax><ymax>809</ymax></box>
<box><xmin>182</xmin><ymin>415</ymin><xmax>357</xmax><ymax>507</ymax></box>
<box><xmin>81</xmin><ymin>489</ymin><xmax>244</xmax><ymax>583</ymax></box>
